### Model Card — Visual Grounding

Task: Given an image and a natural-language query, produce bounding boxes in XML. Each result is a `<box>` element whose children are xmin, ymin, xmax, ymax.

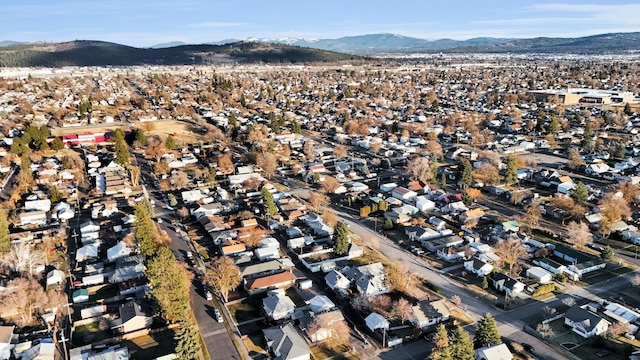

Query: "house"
<box><xmin>553</xmin><ymin>245</ymin><xmax>606</xmax><ymax>280</ymax></box>
<box><xmin>405</xmin><ymin>226</ymin><xmax>441</xmax><ymax>242</ymax></box>
<box><xmin>410</xmin><ymin>299</ymin><xmax>451</xmax><ymax>329</ymax></box>
<box><xmin>181</xmin><ymin>189</ymin><xmax>204</xmax><ymax>204</ymax></box>
<box><xmin>306</xmin><ymin>295</ymin><xmax>335</xmax><ymax>314</ymax></box>
<box><xmin>0</xmin><ymin>325</ymin><xmax>14</xmax><ymax>360</ymax></box>
<box><xmin>80</xmin><ymin>220</ymin><xmax>100</xmax><ymax>234</ymax></box>
<box><xmin>263</xmin><ymin>323</ymin><xmax>311</xmax><ymax>360</ymax></box>
<box><xmin>391</xmin><ymin>187</ymin><xmax>418</xmax><ymax>203</ymax></box>
<box><xmin>110</xmin><ymin>301</ymin><xmax>154</xmax><ymax>334</ymax></box>
<box><xmin>24</xmin><ymin>199</ymin><xmax>52</xmax><ymax>212</ymax></box>
<box><xmin>107</xmin><ymin>241</ymin><xmax>131</xmax><ymax>262</ymax></box>
<box><xmin>110</xmin><ymin>255</ymin><xmax>146</xmax><ymax>283</ymax></box>
<box><xmin>365</xmin><ymin>312</ymin><xmax>390</xmax><ymax>331</ymax></box>
<box><xmin>564</xmin><ymin>305</ymin><xmax>610</xmax><ymax>338</ymax></box>
<box><xmin>20</xmin><ymin>210</ymin><xmax>47</xmax><ymax>227</ymax></box>
<box><xmin>239</xmin><ymin>259</ymin><xmax>288</xmax><ymax>279</ymax></box>
<box><xmin>604</xmin><ymin>302</ymin><xmax>640</xmax><ymax>325</ymax></box>
<box><xmin>69</xmin><ymin>344</ymin><xmax>129</xmax><ymax>360</ymax></box>
<box><xmin>255</xmin><ymin>246</ymin><xmax>281</xmax><ymax>261</ymax></box>
<box><xmin>557</xmin><ymin>181</ymin><xmax>576</xmax><ymax>195</ymax></box>
<box><xmin>437</xmin><ymin>245</ymin><xmax>466</xmax><ymax>262</ymax></box>
<box><xmin>324</xmin><ymin>269</ymin><xmax>350</xmax><ymax>297</ymax></box>
<box><xmin>586</xmin><ymin>163</ymin><xmax>610</xmax><ymax>176</ymax></box>
<box><xmin>221</xmin><ymin>243</ymin><xmax>247</xmax><ymax>256</ymax></box>
<box><xmin>526</xmin><ymin>267</ymin><xmax>553</xmax><ymax>284</ymax></box>
<box><xmin>298</xmin><ymin>309</ymin><xmax>346</xmax><ymax>343</ymax></box>
<box><xmin>491</xmin><ymin>273</ymin><xmax>525</xmax><ymax>297</ymax></box>
<box><xmin>500</xmin><ymin>220</ymin><xmax>520</xmax><ymax>233</ymax></box>
<box><xmin>422</xmin><ymin>235</ymin><xmax>464</xmax><ymax>253</ymax></box>
<box><xmin>464</xmin><ymin>258</ymin><xmax>493</xmax><ymax>277</ymax></box>
<box><xmin>415</xmin><ymin>196</ymin><xmax>436</xmax><ymax>211</ymax></box>
<box><xmin>344</xmin><ymin>263</ymin><xmax>390</xmax><ymax>296</ymax></box>
<box><xmin>72</xmin><ymin>288</ymin><xmax>89</xmax><ymax>303</ymax></box>
<box><xmin>263</xmin><ymin>292</ymin><xmax>297</xmax><ymax>321</ymax></box>
<box><xmin>19</xmin><ymin>340</ymin><xmax>56</xmax><ymax>360</ymax></box>
<box><xmin>460</xmin><ymin>208</ymin><xmax>485</xmax><ymax>222</ymax></box>
<box><xmin>244</xmin><ymin>271</ymin><xmax>297</xmax><ymax>295</ymax></box>
<box><xmin>45</xmin><ymin>269</ymin><xmax>65</xmax><ymax>289</ymax></box>
<box><xmin>474</xmin><ymin>343</ymin><xmax>513</xmax><ymax>360</ymax></box>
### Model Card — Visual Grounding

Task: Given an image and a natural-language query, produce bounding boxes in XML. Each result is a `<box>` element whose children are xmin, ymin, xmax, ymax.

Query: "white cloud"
<box><xmin>189</xmin><ymin>22</ymin><xmax>247</xmax><ymax>28</ymax></box>
<box><xmin>525</xmin><ymin>3</ymin><xmax>640</xmax><ymax>25</ymax></box>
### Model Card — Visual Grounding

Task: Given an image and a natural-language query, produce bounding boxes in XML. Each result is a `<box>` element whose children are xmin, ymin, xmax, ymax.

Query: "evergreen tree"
<box><xmin>613</xmin><ymin>144</ymin><xmax>626</xmax><ymax>160</ymax></box>
<box><xmin>146</xmin><ymin>247</ymin><xmax>191</xmax><ymax>322</ymax></box>
<box><xmin>174</xmin><ymin>320</ymin><xmax>202</xmax><ymax>360</ymax></box>
<box><xmin>229</xmin><ymin>112</ymin><xmax>237</xmax><ymax>126</ymax></box>
<box><xmin>481</xmin><ymin>276</ymin><xmax>489</xmax><ymax>289</ymax></box>
<box><xmin>0</xmin><ymin>209</ymin><xmax>10</xmax><ymax>254</ymax></box>
<box><xmin>165</xmin><ymin>134</ymin><xmax>176</xmax><ymax>150</ymax></box>
<box><xmin>547</xmin><ymin>116</ymin><xmax>560</xmax><ymax>135</ymax></box>
<box><xmin>10</xmin><ymin>137</ymin><xmax>28</xmax><ymax>156</ymax></box>
<box><xmin>113</xmin><ymin>129</ymin><xmax>130</xmax><ymax>165</ymax></box>
<box><xmin>20</xmin><ymin>153</ymin><xmax>31</xmax><ymax>174</ymax></box>
<box><xmin>135</xmin><ymin>201</ymin><xmax>156</xmax><ymax>256</ymax></box>
<box><xmin>624</xmin><ymin>103</ymin><xmax>633</xmax><ymax>116</ymax></box>
<box><xmin>261</xmin><ymin>186</ymin><xmax>278</xmax><ymax>217</ymax></box>
<box><xmin>459</xmin><ymin>158</ymin><xmax>473</xmax><ymax>189</ymax></box>
<box><xmin>428</xmin><ymin>324</ymin><xmax>452</xmax><ymax>360</ymax></box>
<box><xmin>383</xmin><ymin>217</ymin><xmax>393</xmax><ymax>230</ymax></box>
<box><xmin>474</xmin><ymin>313</ymin><xmax>502</xmax><ymax>349</ymax></box>
<box><xmin>570</xmin><ymin>181</ymin><xmax>589</xmax><ymax>205</ymax></box>
<box><xmin>50</xmin><ymin>186</ymin><xmax>62</xmax><ymax>203</ymax></box>
<box><xmin>581</xmin><ymin>121</ymin><xmax>593</xmax><ymax>151</ymax></box>
<box><xmin>601</xmin><ymin>246</ymin><xmax>614</xmax><ymax>260</ymax></box>
<box><xmin>504</xmin><ymin>155</ymin><xmax>518</xmax><ymax>185</ymax></box>
<box><xmin>462</xmin><ymin>190</ymin><xmax>473</xmax><ymax>206</ymax></box>
<box><xmin>333</xmin><ymin>221</ymin><xmax>350</xmax><ymax>255</ymax></box>
<box><xmin>134</xmin><ymin>128</ymin><xmax>147</xmax><ymax>146</ymax></box>
<box><xmin>451</xmin><ymin>326</ymin><xmax>475</xmax><ymax>360</ymax></box>
<box><xmin>51</xmin><ymin>137</ymin><xmax>64</xmax><ymax>150</ymax></box>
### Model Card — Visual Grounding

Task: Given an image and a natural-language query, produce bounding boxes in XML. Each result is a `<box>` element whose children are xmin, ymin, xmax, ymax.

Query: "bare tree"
<box><xmin>350</xmin><ymin>294</ymin><xmax>370</xmax><ymax>312</ymax></box>
<box><xmin>303</xmin><ymin>141</ymin><xmax>316</xmax><ymax>162</ymax></box>
<box><xmin>216</xmin><ymin>153</ymin><xmax>234</xmax><ymax>174</ymax></box>
<box><xmin>391</xmin><ymin>298</ymin><xmax>413</xmax><ymax>324</ymax></box>
<box><xmin>369</xmin><ymin>294</ymin><xmax>392</xmax><ymax>316</ymax></box>
<box><xmin>451</xmin><ymin>294</ymin><xmax>462</xmax><ymax>307</ymax></box>
<box><xmin>536</xmin><ymin>323</ymin><xmax>555</xmax><ymax>339</ymax></box>
<box><xmin>256</xmin><ymin>151</ymin><xmax>277</xmax><ymax>178</ymax></box>
<box><xmin>544</xmin><ymin>306</ymin><xmax>556</xmax><ymax>317</ymax></box>
<box><xmin>1</xmin><ymin>242</ymin><xmax>46</xmax><ymax>278</ymax></box>
<box><xmin>386</xmin><ymin>264</ymin><xmax>415</xmax><ymax>293</ymax></box>
<box><xmin>333</xmin><ymin>144</ymin><xmax>347</xmax><ymax>159</ymax></box>
<box><xmin>599</xmin><ymin>194</ymin><xmax>631</xmax><ymax>236</ymax></box>
<box><xmin>308</xmin><ymin>191</ymin><xmax>329</xmax><ymax>212</ymax></box>
<box><xmin>0</xmin><ymin>278</ymin><xmax>49</xmax><ymax>326</ymax></box>
<box><xmin>205</xmin><ymin>257</ymin><xmax>241</xmax><ymax>303</ymax></box>
<box><xmin>562</xmin><ymin>297</ymin><xmax>576</xmax><ymax>307</ymax></box>
<box><xmin>493</xmin><ymin>239</ymin><xmax>527</xmax><ymax>276</ymax></box>
<box><xmin>568</xmin><ymin>148</ymin><xmax>585</xmax><ymax>169</ymax></box>
<box><xmin>320</xmin><ymin>176</ymin><xmax>341</xmax><ymax>193</ymax></box>
<box><xmin>607</xmin><ymin>322</ymin><xmax>632</xmax><ymax>338</ymax></box>
<box><xmin>407</xmin><ymin>157</ymin><xmax>432</xmax><ymax>182</ymax></box>
<box><xmin>566</xmin><ymin>221</ymin><xmax>593</xmax><ymax>250</ymax></box>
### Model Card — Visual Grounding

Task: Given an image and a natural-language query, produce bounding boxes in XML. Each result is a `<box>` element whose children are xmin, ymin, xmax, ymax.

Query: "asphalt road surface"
<box><xmin>138</xmin><ymin>153</ymin><xmax>241</xmax><ymax>360</ymax></box>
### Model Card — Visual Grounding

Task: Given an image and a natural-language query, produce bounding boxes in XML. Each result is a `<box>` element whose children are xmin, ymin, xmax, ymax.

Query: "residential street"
<box><xmin>139</xmin><ymin>154</ymin><xmax>241</xmax><ymax>360</ymax></box>
<box><xmin>336</xmin><ymin>210</ymin><xmax>635</xmax><ymax>360</ymax></box>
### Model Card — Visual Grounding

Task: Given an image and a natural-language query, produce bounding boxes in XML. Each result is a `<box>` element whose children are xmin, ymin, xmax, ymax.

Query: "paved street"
<box><xmin>138</xmin><ymin>153</ymin><xmax>241</xmax><ymax>360</ymax></box>
<box><xmin>335</xmin><ymin>210</ymin><xmax>637</xmax><ymax>360</ymax></box>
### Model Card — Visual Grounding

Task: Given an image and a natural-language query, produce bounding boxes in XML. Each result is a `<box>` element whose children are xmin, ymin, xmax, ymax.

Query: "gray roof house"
<box><xmin>263</xmin><ymin>292</ymin><xmax>297</xmax><ymax>321</ymax></box>
<box><xmin>263</xmin><ymin>323</ymin><xmax>311</xmax><ymax>360</ymax></box>
<box><xmin>110</xmin><ymin>301</ymin><xmax>153</xmax><ymax>334</ymax></box>
<box><xmin>564</xmin><ymin>305</ymin><xmax>610</xmax><ymax>338</ymax></box>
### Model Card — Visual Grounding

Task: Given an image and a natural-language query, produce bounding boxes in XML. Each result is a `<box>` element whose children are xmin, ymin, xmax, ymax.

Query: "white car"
<box><xmin>205</xmin><ymin>289</ymin><xmax>213</xmax><ymax>301</ymax></box>
<box><xmin>214</xmin><ymin>308</ymin><xmax>223</xmax><ymax>323</ymax></box>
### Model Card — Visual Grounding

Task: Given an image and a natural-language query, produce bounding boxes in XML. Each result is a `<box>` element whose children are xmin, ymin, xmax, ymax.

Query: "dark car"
<box><xmin>522</xmin><ymin>343</ymin><xmax>534</xmax><ymax>353</ymax></box>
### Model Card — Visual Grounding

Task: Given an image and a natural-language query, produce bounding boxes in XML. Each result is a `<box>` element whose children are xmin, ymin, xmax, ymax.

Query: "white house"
<box><xmin>415</xmin><ymin>196</ymin><xmax>436</xmax><ymax>211</ymax></box>
<box><xmin>475</xmin><ymin>343</ymin><xmax>513</xmax><ymax>360</ymax></box>
<box><xmin>557</xmin><ymin>181</ymin><xmax>576</xmax><ymax>195</ymax></box>
<box><xmin>24</xmin><ymin>199</ymin><xmax>52</xmax><ymax>212</ymax></box>
<box><xmin>20</xmin><ymin>211</ymin><xmax>47</xmax><ymax>227</ymax></box>
<box><xmin>46</xmin><ymin>269</ymin><xmax>65</xmax><ymax>289</ymax></box>
<box><xmin>464</xmin><ymin>258</ymin><xmax>493</xmax><ymax>277</ymax></box>
<box><xmin>263</xmin><ymin>323</ymin><xmax>311</xmax><ymax>360</ymax></box>
<box><xmin>564</xmin><ymin>305</ymin><xmax>610</xmax><ymax>338</ymax></box>
<box><xmin>262</xmin><ymin>292</ymin><xmax>296</xmax><ymax>321</ymax></box>
<box><xmin>491</xmin><ymin>273</ymin><xmax>525</xmax><ymax>297</ymax></box>
<box><xmin>526</xmin><ymin>267</ymin><xmax>553</xmax><ymax>284</ymax></box>
<box><xmin>410</xmin><ymin>300</ymin><xmax>450</xmax><ymax>329</ymax></box>
<box><xmin>107</xmin><ymin>241</ymin><xmax>132</xmax><ymax>262</ymax></box>
<box><xmin>391</xmin><ymin>187</ymin><xmax>418</xmax><ymax>202</ymax></box>
<box><xmin>365</xmin><ymin>312</ymin><xmax>389</xmax><ymax>331</ymax></box>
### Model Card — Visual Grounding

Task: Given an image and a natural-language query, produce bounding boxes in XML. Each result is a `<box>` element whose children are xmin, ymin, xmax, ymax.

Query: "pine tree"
<box><xmin>165</xmin><ymin>134</ymin><xmax>176</xmax><ymax>150</ymax></box>
<box><xmin>481</xmin><ymin>276</ymin><xmax>488</xmax><ymax>289</ymax></box>
<box><xmin>51</xmin><ymin>137</ymin><xmax>64</xmax><ymax>150</ymax></box>
<box><xmin>174</xmin><ymin>319</ymin><xmax>202</xmax><ymax>360</ymax></box>
<box><xmin>428</xmin><ymin>324</ymin><xmax>452</xmax><ymax>360</ymax></box>
<box><xmin>50</xmin><ymin>186</ymin><xmax>62</xmax><ymax>203</ymax></box>
<box><xmin>474</xmin><ymin>313</ymin><xmax>502</xmax><ymax>349</ymax></box>
<box><xmin>570</xmin><ymin>181</ymin><xmax>588</xmax><ymax>205</ymax></box>
<box><xmin>135</xmin><ymin>201</ymin><xmax>156</xmax><ymax>256</ymax></box>
<box><xmin>0</xmin><ymin>209</ymin><xmax>10</xmax><ymax>254</ymax></box>
<box><xmin>147</xmin><ymin>247</ymin><xmax>191</xmax><ymax>322</ymax></box>
<box><xmin>451</xmin><ymin>326</ymin><xmax>475</xmax><ymax>360</ymax></box>
<box><xmin>113</xmin><ymin>129</ymin><xmax>130</xmax><ymax>165</ymax></box>
<box><xmin>261</xmin><ymin>186</ymin><xmax>278</xmax><ymax>217</ymax></box>
<box><xmin>333</xmin><ymin>221</ymin><xmax>350</xmax><ymax>255</ymax></box>
<box><xmin>459</xmin><ymin>159</ymin><xmax>473</xmax><ymax>189</ymax></box>
<box><xmin>384</xmin><ymin>217</ymin><xmax>393</xmax><ymax>230</ymax></box>
<box><xmin>504</xmin><ymin>155</ymin><xmax>518</xmax><ymax>185</ymax></box>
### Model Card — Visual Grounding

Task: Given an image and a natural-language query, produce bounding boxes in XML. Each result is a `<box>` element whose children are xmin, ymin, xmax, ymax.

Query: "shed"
<box><xmin>526</xmin><ymin>267</ymin><xmax>553</xmax><ymax>284</ymax></box>
<box><xmin>365</xmin><ymin>312</ymin><xmax>389</xmax><ymax>331</ymax></box>
<box><xmin>46</xmin><ymin>269</ymin><xmax>65</xmax><ymax>289</ymax></box>
<box><xmin>72</xmin><ymin>289</ymin><xmax>89</xmax><ymax>303</ymax></box>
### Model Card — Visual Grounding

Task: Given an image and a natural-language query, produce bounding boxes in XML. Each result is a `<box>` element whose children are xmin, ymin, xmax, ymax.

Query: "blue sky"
<box><xmin>2</xmin><ymin>0</ymin><xmax>639</xmax><ymax>47</ymax></box>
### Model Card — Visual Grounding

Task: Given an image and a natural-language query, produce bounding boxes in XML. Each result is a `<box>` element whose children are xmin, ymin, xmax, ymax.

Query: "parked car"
<box><xmin>522</xmin><ymin>343</ymin><xmax>534</xmax><ymax>353</ymax></box>
<box><xmin>205</xmin><ymin>289</ymin><xmax>213</xmax><ymax>301</ymax></box>
<box><xmin>213</xmin><ymin>308</ymin><xmax>223</xmax><ymax>323</ymax></box>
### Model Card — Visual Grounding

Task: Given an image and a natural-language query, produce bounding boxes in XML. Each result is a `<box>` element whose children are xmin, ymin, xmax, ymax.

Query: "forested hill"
<box><xmin>0</xmin><ymin>40</ymin><xmax>361</xmax><ymax>67</ymax></box>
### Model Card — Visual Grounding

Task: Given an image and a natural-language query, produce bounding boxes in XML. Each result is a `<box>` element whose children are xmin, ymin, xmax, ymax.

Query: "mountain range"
<box><xmin>149</xmin><ymin>32</ymin><xmax>640</xmax><ymax>54</ymax></box>
<box><xmin>0</xmin><ymin>32</ymin><xmax>638</xmax><ymax>68</ymax></box>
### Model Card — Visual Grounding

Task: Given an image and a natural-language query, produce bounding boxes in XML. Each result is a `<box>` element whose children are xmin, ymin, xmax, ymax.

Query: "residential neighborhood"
<box><xmin>0</xmin><ymin>55</ymin><xmax>639</xmax><ymax>360</ymax></box>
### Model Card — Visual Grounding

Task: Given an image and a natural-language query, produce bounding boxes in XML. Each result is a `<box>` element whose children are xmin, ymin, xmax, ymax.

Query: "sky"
<box><xmin>2</xmin><ymin>0</ymin><xmax>639</xmax><ymax>47</ymax></box>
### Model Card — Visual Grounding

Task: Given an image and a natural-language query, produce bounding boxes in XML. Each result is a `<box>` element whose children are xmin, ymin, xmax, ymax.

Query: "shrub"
<box><xmin>553</xmin><ymin>272</ymin><xmax>567</xmax><ymax>283</ymax></box>
<box><xmin>533</xmin><ymin>283</ymin><xmax>555</xmax><ymax>296</ymax></box>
